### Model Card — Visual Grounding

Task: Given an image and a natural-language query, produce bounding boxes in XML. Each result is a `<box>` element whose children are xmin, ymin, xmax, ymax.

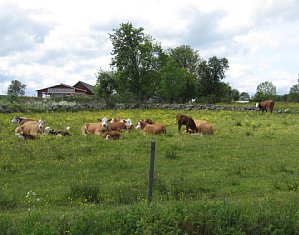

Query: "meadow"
<box><xmin>0</xmin><ymin>105</ymin><xmax>299</xmax><ymax>234</ymax></box>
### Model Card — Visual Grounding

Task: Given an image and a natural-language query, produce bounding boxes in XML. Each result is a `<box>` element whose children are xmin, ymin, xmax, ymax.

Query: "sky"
<box><xmin>1</xmin><ymin>0</ymin><xmax>299</xmax><ymax>96</ymax></box>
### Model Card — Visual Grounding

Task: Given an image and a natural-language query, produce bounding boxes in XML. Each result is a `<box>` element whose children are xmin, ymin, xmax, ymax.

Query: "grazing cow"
<box><xmin>176</xmin><ymin>114</ymin><xmax>198</xmax><ymax>133</ymax></box>
<box><xmin>109</xmin><ymin>119</ymin><xmax>133</xmax><ymax>132</ymax></box>
<box><xmin>15</xmin><ymin>120</ymin><xmax>45</xmax><ymax>136</ymax></box>
<box><xmin>102</xmin><ymin>131</ymin><xmax>122</xmax><ymax>140</ymax></box>
<box><xmin>44</xmin><ymin>127</ymin><xmax>71</xmax><ymax>136</ymax></box>
<box><xmin>256</xmin><ymin>100</ymin><xmax>275</xmax><ymax>113</ymax></box>
<box><xmin>11</xmin><ymin>116</ymin><xmax>35</xmax><ymax>125</ymax></box>
<box><xmin>81</xmin><ymin>117</ymin><xmax>110</xmax><ymax>135</ymax></box>
<box><xmin>135</xmin><ymin>120</ymin><xmax>166</xmax><ymax>135</ymax></box>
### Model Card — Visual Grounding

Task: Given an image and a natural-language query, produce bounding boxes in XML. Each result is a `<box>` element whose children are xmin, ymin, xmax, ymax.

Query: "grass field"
<box><xmin>0</xmin><ymin>105</ymin><xmax>299</xmax><ymax>234</ymax></box>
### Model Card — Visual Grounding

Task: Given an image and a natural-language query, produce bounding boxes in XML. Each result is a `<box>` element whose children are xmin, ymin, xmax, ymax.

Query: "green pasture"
<box><xmin>0</xmin><ymin>107</ymin><xmax>299</xmax><ymax>234</ymax></box>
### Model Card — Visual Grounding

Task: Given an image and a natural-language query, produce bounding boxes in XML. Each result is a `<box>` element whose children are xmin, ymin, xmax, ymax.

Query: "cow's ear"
<box><xmin>107</xmin><ymin>118</ymin><xmax>112</xmax><ymax>122</ymax></box>
<box><xmin>123</xmin><ymin>119</ymin><xmax>127</xmax><ymax>123</ymax></box>
<box><xmin>97</xmin><ymin>118</ymin><xmax>101</xmax><ymax>122</ymax></box>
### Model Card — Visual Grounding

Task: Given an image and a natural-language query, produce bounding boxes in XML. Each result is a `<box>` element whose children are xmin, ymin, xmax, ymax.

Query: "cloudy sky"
<box><xmin>1</xmin><ymin>0</ymin><xmax>299</xmax><ymax>96</ymax></box>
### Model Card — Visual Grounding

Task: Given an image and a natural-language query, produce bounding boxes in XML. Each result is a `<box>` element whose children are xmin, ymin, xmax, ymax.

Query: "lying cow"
<box><xmin>81</xmin><ymin>117</ymin><xmax>110</xmax><ymax>135</ymax></box>
<box><xmin>135</xmin><ymin>120</ymin><xmax>166</xmax><ymax>135</ymax></box>
<box><xmin>102</xmin><ymin>131</ymin><xmax>122</xmax><ymax>140</ymax></box>
<box><xmin>15</xmin><ymin>120</ymin><xmax>45</xmax><ymax>136</ymax></box>
<box><xmin>11</xmin><ymin>116</ymin><xmax>35</xmax><ymax>125</ymax></box>
<box><xmin>44</xmin><ymin>126</ymin><xmax>71</xmax><ymax>136</ymax></box>
<box><xmin>256</xmin><ymin>100</ymin><xmax>275</xmax><ymax>114</ymax></box>
<box><xmin>196</xmin><ymin>122</ymin><xmax>215</xmax><ymax>135</ymax></box>
<box><xmin>176</xmin><ymin>114</ymin><xmax>198</xmax><ymax>133</ymax></box>
<box><xmin>109</xmin><ymin>119</ymin><xmax>133</xmax><ymax>132</ymax></box>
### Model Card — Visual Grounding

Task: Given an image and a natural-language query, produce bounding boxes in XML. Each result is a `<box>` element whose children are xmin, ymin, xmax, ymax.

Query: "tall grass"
<box><xmin>0</xmin><ymin>106</ymin><xmax>299</xmax><ymax>233</ymax></box>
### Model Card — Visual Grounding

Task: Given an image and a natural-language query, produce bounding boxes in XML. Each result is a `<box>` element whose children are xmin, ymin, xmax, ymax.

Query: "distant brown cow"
<box><xmin>135</xmin><ymin>120</ymin><xmax>166</xmax><ymax>135</ymax></box>
<box><xmin>102</xmin><ymin>131</ymin><xmax>122</xmax><ymax>140</ymax></box>
<box><xmin>197</xmin><ymin>122</ymin><xmax>215</xmax><ymax>135</ymax></box>
<box><xmin>256</xmin><ymin>100</ymin><xmax>275</xmax><ymax>114</ymax></box>
<box><xmin>176</xmin><ymin>114</ymin><xmax>198</xmax><ymax>133</ymax></box>
<box><xmin>109</xmin><ymin>119</ymin><xmax>133</xmax><ymax>132</ymax></box>
<box><xmin>81</xmin><ymin>117</ymin><xmax>110</xmax><ymax>135</ymax></box>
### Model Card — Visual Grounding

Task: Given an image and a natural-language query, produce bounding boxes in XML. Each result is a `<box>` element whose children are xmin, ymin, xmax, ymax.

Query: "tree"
<box><xmin>168</xmin><ymin>45</ymin><xmax>201</xmax><ymax>75</ymax></box>
<box><xmin>94</xmin><ymin>69</ymin><xmax>117</xmax><ymax>107</ymax></box>
<box><xmin>254</xmin><ymin>81</ymin><xmax>276</xmax><ymax>101</ymax></box>
<box><xmin>239</xmin><ymin>92</ymin><xmax>251</xmax><ymax>101</ymax></box>
<box><xmin>158</xmin><ymin>59</ymin><xmax>196</xmax><ymax>103</ymax></box>
<box><xmin>7</xmin><ymin>80</ymin><xmax>26</xmax><ymax>96</ymax></box>
<box><xmin>109</xmin><ymin>22</ymin><xmax>162</xmax><ymax>103</ymax></box>
<box><xmin>288</xmin><ymin>84</ymin><xmax>299</xmax><ymax>102</ymax></box>
<box><xmin>197</xmin><ymin>56</ymin><xmax>229</xmax><ymax>102</ymax></box>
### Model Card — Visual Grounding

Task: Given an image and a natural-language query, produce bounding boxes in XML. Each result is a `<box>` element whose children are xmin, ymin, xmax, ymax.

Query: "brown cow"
<box><xmin>109</xmin><ymin>119</ymin><xmax>133</xmax><ymax>132</ymax></box>
<box><xmin>135</xmin><ymin>120</ymin><xmax>166</xmax><ymax>135</ymax></box>
<box><xmin>176</xmin><ymin>114</ymin><xmax>198</xmax><ymax>133</ymax></box>
<box><xmin>102</xmin><ymin>131</ymin><xmax>122</xmax><ymax>140</ymax></box>
<box><xmin>81</xmin><ymin>117</ymin><xmax>110</xmax><ymax>135</ymax></box>
<box><xmin>15</xmin><ymin>120</ymin><xmax>45</xmax><ymax>136</ymax></box>
<box><xmin>256</xmin><ymin>100</ymin><xmax>275</xmax><ymax>113</ymax></box>
<box><xmin>197</xmin><ymin>122</ymin><xmax>215</xmax><ymax>135</ymax></box>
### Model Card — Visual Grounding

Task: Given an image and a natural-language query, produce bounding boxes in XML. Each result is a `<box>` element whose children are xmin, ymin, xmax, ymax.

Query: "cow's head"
<box><xmin>11</xmin><ymin>116</ymin><xmax>20</xmax><ymax>124</ymax></box>
<box><xmin>125</xmin><ymin>119</ymin><xmax>133</xmax><ymax>129</ymax></box>
<box><xmin>255</xmin><ymin>102</ymin><xmax>260</xmax><ymax>108</ymax></box>
<box><xmin>37</xmin><ymin>120</ymin><xmax>45</xmax><ymax>131</ymax></box>
<box><xmin>136</xmin><ymin>121</ymin><xmax>146</xmax><ymax>130</ymax></box>
<box><xmin>101</xmin><ymin>117</ymin><xmax>109</xmax><ymax>129</ymax></box>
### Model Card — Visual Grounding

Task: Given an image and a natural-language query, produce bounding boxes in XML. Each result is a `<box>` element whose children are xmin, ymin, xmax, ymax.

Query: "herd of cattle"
<box><xmin>10</xmin><ymin>100</ymin><xmax>274</xmax><ymax>140</ymax></box>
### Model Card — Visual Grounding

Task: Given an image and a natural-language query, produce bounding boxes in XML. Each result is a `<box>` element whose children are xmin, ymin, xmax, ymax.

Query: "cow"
<box><xmin>176</xmin><ymin>114</ymin><xmax>198</xmax><ymax>133</ymax></box>
<box><xmin>109</xmin><ymin>119</ymin><xmax>133</xmax><ymax>132</ymax></box>
<box><xmin>11</xmin><ymin>116</ymin><xmax>35</xmax><ymax>125</ymax></box>
<box><xmin>256</xmin><ymin>100</ymin><xmax>275</xmax><ymax>114</ymax></box>
<box><xmin>197</xmin><ymin>122</ymin><xmax>215</xmax><ymax>135</ymax></box>
<box><xmin>15</xmin><ymin>120</ymin><xmax>45</xmax><ymax>136</ymax></box>
<box><xmin>44</xmin><ymin>126</ymin><xmax>71</xmax><ymax>136</ymax></box>
<box><xmin>194</xmin><ymin>119</ymin><xmax>208</xmax><ymax>129</ymax></box>
<box><xmin>135</xmin><ymin>120</ymin><xmax>166</xmax><ymax>135</ymax></box>
<box><xmin>81</xmin><ymin>117</ymin><xmax>110</xmax><ymax>135</ymax></box>
<box><xmin>102</xmin><ymin>131</ymin><xmax>122</xmax><ymax>140</ymax></box>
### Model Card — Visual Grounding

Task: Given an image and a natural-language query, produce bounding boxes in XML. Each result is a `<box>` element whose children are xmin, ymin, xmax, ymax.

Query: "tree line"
<box><xmin>93</xmin><ymin>22</ymin><xmax>299</xmax><ymax>106</ymax></box>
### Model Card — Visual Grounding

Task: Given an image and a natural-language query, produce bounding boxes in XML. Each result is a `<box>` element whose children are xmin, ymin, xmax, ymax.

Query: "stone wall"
<box><xmin>1</xmin><ymin>102</ymin><xmax>296</xmax><ymax>113</ymax></box>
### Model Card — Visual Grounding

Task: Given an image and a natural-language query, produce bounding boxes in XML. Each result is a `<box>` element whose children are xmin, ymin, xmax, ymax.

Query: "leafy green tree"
<box><xmin>94</xmin><ymin>70</ymin><xmax>117</xmax><ymax>107</ymax></box>
<box><xmin>168</xmin><ymin>45</ymin><xmax>201</xmax><ymax>74</ymax></box>
<box><xmin>288</xmin><ymin>84</ymin><xmax>299</xmax><ymax>102</ymax></box>
<box><xmin>158</xmin><ymin>59</ymin><xmax>196</xmax><ymax>103</ymax></box>
<box><xmin>7</xmin><ymin>80</ymin><xmax>26</xmax><ymax>96</ymax></box>
<box><xmin>109</xmin><ymin>22</ymin><xmax>162</xmax><ymax>103</ymax></box>
<box><xmin>239</xmin><ymin>92</ymin><xmax>251</xmax><ymax>101</ymax></box>
<box><xmin>254</xmin><ymin>81</ymin><xmax>276</xmax><ymax>101</ymax></box>
<box><xmin>197</xmin><ymin>56</ymin><xmax>229</xmax><ymax>102</ymax></box>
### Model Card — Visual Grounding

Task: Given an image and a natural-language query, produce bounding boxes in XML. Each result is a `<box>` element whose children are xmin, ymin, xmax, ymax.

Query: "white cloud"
<box><xmin>0</xmin><ymin>0</ymin><xmax>299</xmax><ymax>96</ymax></box>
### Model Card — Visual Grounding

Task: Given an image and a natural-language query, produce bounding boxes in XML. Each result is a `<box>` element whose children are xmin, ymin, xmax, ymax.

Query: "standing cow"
<box><xmin>176</xmin><ymin>114</ymin><xmax>198</xmax><ymax>133</ymax></box>
<box><xmin>256</xmin><ymin>100</ymin><xmax>275</xmax><ymax>114</ymax></box>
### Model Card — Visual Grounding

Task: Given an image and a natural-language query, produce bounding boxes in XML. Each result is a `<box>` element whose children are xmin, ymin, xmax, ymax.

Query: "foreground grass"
<box><xmin>0</xmin><ymin>107</ymin><xmax>299</xmax><ymax>234</ymax></box>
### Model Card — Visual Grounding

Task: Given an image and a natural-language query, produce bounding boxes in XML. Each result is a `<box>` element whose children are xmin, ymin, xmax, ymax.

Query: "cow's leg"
<box><xmin>178</xmin><ymin>122</ymin><xmax>182</xmax><ymax>132</ymax></box>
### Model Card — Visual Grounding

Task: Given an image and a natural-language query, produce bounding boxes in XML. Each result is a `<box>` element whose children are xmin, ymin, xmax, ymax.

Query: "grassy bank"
<box><xmin>0</xmin><ymin>108</ymin><xmax>299</xmax><ymax>234</ymax></box>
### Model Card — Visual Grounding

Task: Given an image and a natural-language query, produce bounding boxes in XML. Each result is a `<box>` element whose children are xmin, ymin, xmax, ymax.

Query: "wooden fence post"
<box><xmin>147</xmin><ymin>140</ymin><xmax>156</xmax><ymax>203</ymax></box>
